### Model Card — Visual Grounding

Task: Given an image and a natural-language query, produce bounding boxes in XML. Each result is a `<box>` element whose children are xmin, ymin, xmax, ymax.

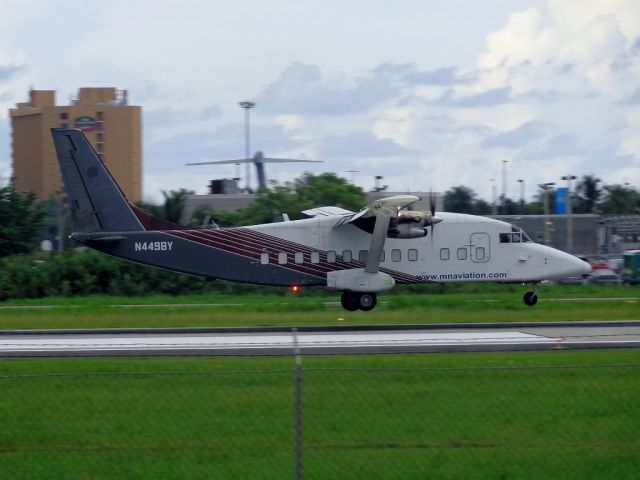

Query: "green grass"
<box><xmin>0</xmin><ymin>350</ymin><xmax>639</xmax><ymax>479</ymax></box>
<box><xmin>0</xmin><ymin>283</ymin><xmax>638</xmax><ymax>330</ymax></box>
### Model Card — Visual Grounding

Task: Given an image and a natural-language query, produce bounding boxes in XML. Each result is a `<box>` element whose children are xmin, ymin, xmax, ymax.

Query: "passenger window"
<box><xmin>294</xmin><ymin>252</ymin><xmax>304</xmax><ymax>264</ymax></box>
<box><xmin>342</xmin><ymin>250</ymin><xmax>352</xmax><ymax>262</ymax></box>
<box><xmin>310</xmin><ymin>252</ymin><xmax>320</xmax><ymax>264</ymax></box>
<box><xmin>327</xmin><ymin>251</ymin><xmax>336</xmax><ymax>263</ymax></box>
<box><xmin>440</xmin><ymin>248</ymin><xmax>450</xmax><ymax>261</ymax></box>
<box><xmin>380</xmin><ymin>250</ymin><xmax>385</xmax><ymax>262</ymax></box>
<box><xmin>359</xmin><ymin>250</ymin><xmax>369</xmax><ymax>262</ymax></box>
<box><xmin>476</xmin><ymin>247</ymin><xmax>485</xmax><ymax>261</ymax></box>
<box><xmin>260</xmin><ymin>252</ymin><xmax>270</xmax><ymax>265</ymax></box>
<box><xmin>278</xmin><ymin>252</ymin><xmax>288</xmax><ymax>264</ymax></box>
<box><xmin>408</xmin><ymin>249</ymin><xmax>418</xmax><ymax>262</ymax></box>
<box><xmin>457</xmin><ymin>247</ymin><xmax>467</xmax><ymax>260</ymax></box>
<box><xmin>391</xmin><ymin>249</ymin><xmax>401</xmax><ymax>262</ymax></box>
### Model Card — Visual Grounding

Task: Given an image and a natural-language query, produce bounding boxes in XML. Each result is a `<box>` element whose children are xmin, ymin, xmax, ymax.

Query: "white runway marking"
<box><xmin>0</xmin><ymin>332</ymin><xmax>549</xmax><ymax>353</ymax></box>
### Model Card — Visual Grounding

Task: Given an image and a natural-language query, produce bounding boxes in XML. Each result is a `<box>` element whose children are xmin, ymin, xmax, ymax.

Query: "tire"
<box><xmin>523</xmin><ymin>291</ymin><xmax>538</xmax><ymax>306</ymax></box>
<box><xmin>340</xmin><ymin>292</ymin><xmax>360</xmax><ymax>311</ymax></box>
<box><xmin>357</xmin><ymin>293</ymin><xmax>377</xmax><ymax>312</ymax></box>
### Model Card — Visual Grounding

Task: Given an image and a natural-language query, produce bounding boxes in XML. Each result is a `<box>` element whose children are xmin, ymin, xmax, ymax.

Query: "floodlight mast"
<box><xmin>239</xmin><ymin>101</ymin><xmax>256</xmax><ymax>193</ymax></box>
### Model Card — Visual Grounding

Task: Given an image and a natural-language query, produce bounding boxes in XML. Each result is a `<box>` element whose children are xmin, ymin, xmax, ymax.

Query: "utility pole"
<box><xmin>238</xmin><ymin>101</ymin><xmax>255</xmax><ymax>193</ymax></box>
<box><xmin>541</xmin><ymin>182</ymin><xmax>555</xmax><ymax>246</ymax></box>
<box><xmin>490</xmin><ymin>178</ymin><xmax>497</xmax><ymax>215</ymax></box>
<box><xmin>517</xmin><ymin>179</ymin><xmax>525</xmax><ymax>214</ymax></box>
<box><xmin>562</xmin><ymin>175</ymin><xmax>577</xmax><ymax>253</ymax></box>
<box><xmin>501</xmin><ymin>159</ymin><xmax>508</xmax><ymax>214</ymax></box>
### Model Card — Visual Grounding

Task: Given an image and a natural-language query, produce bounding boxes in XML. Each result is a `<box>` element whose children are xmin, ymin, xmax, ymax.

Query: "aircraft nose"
<box><xmin>545</xmin><ymin>249</ymin><xmax>592</xmax><ymax>280</ymax></box>
<box><xmin>576</xmin><ymin>258</ymin><xmax>592</xmax><ymax>277</ymax></box>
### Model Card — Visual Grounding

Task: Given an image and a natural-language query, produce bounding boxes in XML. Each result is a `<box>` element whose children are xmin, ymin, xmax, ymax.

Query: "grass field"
<box><xmin>0</xmin><ymin>350</ymin><xmax>639</xmax><ymax>479</ymax></box>
<box><xmin>0</xmin><ymin>283</ymin><xmax>637</xmax><ymax>329</ymax></box>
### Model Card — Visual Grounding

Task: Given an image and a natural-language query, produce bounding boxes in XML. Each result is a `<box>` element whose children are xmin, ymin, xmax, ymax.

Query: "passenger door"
<box><xmin>469</xmin><ymin>232</ymin><xmax>490</xmax><ymax>263</ymax></box>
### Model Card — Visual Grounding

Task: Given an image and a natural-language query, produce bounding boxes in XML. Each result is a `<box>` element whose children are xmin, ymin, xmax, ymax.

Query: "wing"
<box><xmin>186</xmin><ymin>158</ymin><xmax>251</xmax><ymax>166</ymax></box>
<box><xmin>302</xmin><ymin>206</ymin><xmax>355</xmax><ymax>218</ymax></box>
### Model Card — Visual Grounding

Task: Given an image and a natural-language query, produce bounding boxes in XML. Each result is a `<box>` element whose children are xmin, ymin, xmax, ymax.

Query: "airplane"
<box><xmin>186</xmin><ymin>151</ymin><xmax>322</xmax><ymax>191</ymax></box>
<box><xmin>51</xmin><ymin>128</ymin><xmax>592</xmax><ymax>312</ymax></box>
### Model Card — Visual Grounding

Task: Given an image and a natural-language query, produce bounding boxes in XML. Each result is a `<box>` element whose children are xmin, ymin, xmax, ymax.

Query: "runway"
<box><xmin>1</xmin><ymin>321</ymin><xmax>639</xmax><ymax>357</ymax></box>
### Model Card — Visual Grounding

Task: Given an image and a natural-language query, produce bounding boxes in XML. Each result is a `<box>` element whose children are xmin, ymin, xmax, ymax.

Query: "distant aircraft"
<box><xmin>52</xmin><ymin>129</ymin><xmax>591</xmax><ymax>311</ymax></box>
<box><xmin>187</xmin><ymin>151</ymin><xmax>322</xmax><ymax>191</ymax></box>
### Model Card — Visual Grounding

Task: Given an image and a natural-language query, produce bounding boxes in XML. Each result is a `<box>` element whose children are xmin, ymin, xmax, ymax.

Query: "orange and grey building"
<box><xmin>9</xmin><ymin>87</ymin><xmax>142</xmax><ymax>202</ymax></box>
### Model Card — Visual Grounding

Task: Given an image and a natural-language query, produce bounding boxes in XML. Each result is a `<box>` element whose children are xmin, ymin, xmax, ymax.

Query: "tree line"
<box><xmin>0</xmin><ymin>173</ymin><xmax>637</xmax><ymax>301</ymax></box>
<box><xmin>444</xmin><ymin>175</ymin><xmax>640</xmax><ymax>215</ymax></box>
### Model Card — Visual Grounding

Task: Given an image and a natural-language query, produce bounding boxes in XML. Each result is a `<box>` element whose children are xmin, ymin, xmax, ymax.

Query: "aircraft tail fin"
<box><xmin>51</xmin><ymin>128</ymin><xmax>144</xmax><ymax>233</ymax></box>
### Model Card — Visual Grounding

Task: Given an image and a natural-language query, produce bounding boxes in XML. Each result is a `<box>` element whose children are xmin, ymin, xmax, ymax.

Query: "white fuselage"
<box><xmin>250</xmin><ymin>212</ymin><xmax>591</xmax><ymax>284</ymax></box>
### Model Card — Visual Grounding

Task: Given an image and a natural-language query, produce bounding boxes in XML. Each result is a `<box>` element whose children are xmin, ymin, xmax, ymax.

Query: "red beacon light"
<box><xmin>290</xmin><ymin>284</ymin><xmax>301</xmax><ymax>295</ymax></box>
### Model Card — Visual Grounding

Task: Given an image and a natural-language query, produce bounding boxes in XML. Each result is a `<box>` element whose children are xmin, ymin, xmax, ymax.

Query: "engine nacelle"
<box><xmin>387</xmin><ymin>211</ymin><xmax>432</xmax><ymax>238</ymax></box>
<box><xmin>326</xmin><ymin>269</ymin><xmax>395</xmax><ymax>292</ymax></box>
<box><xmin>388</xmin><ymin>223</ymin><xmax>428</xmax><ymax>239</ymax></box>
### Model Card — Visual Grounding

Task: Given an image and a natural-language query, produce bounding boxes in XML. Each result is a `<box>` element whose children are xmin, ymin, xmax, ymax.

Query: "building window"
<box><xmin>294</xmin><ymin>252</ymin><xmax>304</xmax><ymax>264</ymax></box>
<box><xmin>310</xmin><ymin>252</ymin><xmax>320</xmax><ymax>264</ymax></box>
<box><xmin>342</xmin><ymin>250</ymin><xmax>352</xmax><ymax>262</ymax></box>
<box><xmin>457</xmin><ymin>247</ymin><xmax>468</xmax><ymax>260</ymax></box>
<box><xmin>408</xmin><ymin>249</ymin><xmax>418</xmax><ymax>261</ymax></box>
<box><xmin>278</xmin><ymin>252</ymin><xmax>288</xmax><ymax>264</ymax></box>
<box><xmin>260</xmin><ymin>252</ymin><xmax>270</xmax><ymax>265</ymax></box>
<box><xmin>359</xmin><ymin>250</ymin><xmax>369</xmax><ymax>262</ymax></box>
<box><xmin>440</xmin><ymin>248</ymin><xmax>450</xmax><ymax>260</ymax></box>
<box><xmin>327</xmin><ymin>251</ymin><xmax>336</xmax><ymax>263</ymax></box>
<box><xmin>391</xmin><ymin>249</ymin><xmax>401</xmax><ymax>262</ymax></box>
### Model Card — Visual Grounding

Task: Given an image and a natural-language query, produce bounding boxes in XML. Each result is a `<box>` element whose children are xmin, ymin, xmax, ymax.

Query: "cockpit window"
<box><xmin>501</xmin><ymin>226</ymin><xmax>535</xmax><ymax>244</ymax></box>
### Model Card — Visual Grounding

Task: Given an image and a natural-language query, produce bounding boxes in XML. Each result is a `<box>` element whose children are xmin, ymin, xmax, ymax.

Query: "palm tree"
<box><xmin>575</xmin><ymin>174</ymin><xmax>602</xmax><ymax>213</ymax></box>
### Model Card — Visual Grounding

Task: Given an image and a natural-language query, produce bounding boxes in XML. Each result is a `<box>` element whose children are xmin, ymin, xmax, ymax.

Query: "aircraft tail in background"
<box><xmin>51</xmin><ymin>128</ymin><xmax>144</xmax><ymax>233</ymax></box>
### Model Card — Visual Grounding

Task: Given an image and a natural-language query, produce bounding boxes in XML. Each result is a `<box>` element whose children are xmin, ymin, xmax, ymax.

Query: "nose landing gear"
<box><xmin>340</xmin><ymin>291</ymin><xmax>378</xmax><ymax>311</ymax></box>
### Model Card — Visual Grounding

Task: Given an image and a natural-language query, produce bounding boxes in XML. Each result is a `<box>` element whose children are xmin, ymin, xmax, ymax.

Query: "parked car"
<box><xmin>587</xmin><ymin>269</ymin><xmax>622</xmax><ymax>285</ymax></box>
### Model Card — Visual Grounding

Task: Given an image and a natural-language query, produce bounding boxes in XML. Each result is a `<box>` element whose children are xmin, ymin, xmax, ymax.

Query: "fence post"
<box><xmin>292</xmin><ymin>328</ymin><xmax>303</xmax><ymax>480</ymax></box>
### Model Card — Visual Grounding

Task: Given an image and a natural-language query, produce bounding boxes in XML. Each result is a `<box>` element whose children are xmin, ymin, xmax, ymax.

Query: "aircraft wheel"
<box><xmin>523</xmin><ymin>291</ymin><xmax>538</xmax><ymax>306</ymax></box>
<box><xmin>340</xmin><ymin>292</ymin><xmax>360</xmax><ymax>311</ymax></box>
<box><xmin>357</xmin><ymin>293</ymin><xmax>377</xmax><ymax>311</ymax></box>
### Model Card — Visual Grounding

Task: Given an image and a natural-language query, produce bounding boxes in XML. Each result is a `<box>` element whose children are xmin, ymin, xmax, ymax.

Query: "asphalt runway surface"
<box><xmin>0</xmin><ymin>321</ymin><xmax>639</xmax><ymax>357</ymax></box>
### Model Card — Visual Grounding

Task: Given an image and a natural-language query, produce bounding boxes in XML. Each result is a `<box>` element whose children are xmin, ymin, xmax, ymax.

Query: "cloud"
<box><xmin>482</xmin><ymin>121</ymin><xmax>547</xmax><ymax>149</ymax></box>
<box><xmin>318</xmin><ymin>130</ymin><xmax>417</xmax><ymax>159</ymax></box>
<box><xmin>144</xmin><ymin>104</ymin><xmax>222</xmax><ymax>128</ymax></box>
<box><xmin>257</xmin><ymin>63</ymin><xmax>404</xmax><ymax>116</ymax></box>
<box><xmin>437</xmin><ymin>87</ymin><xmax>512</xmax><ymax>107</ymax></box>
<box><xmin>0</xmin><ymin>63</ymin><xmax>26</xmax><ymax>81</ymax></box>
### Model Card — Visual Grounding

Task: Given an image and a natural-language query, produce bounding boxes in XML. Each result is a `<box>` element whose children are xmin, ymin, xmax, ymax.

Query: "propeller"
<box><xmin>427</xmin><ymin>190</ymin><xmax>439</xmax><ymax>239</ymax></box>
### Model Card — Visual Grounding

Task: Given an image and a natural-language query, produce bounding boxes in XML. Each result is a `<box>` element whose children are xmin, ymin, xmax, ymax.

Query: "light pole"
<box><xmin>490</xmin><ymin>178</ymin><xmax>497</xmax><ymax>215</ymax></box>
<box><xmin>238</xmin><ymin>100</ymin><xmax>256</xmax><ymax>193</ymax></box>
<box><xmin>345</xmin><ymin>170</ymin><xmax>359</xmax><ymax>185</ymax></box>
<box><xmin>501</xmin><ymin>159</ymin><xmax>508</xmax><ymax>214</ymax></box>
<box><xmin>562</xmin><ymin>174</ymin><xmax>577</xmax><ymax>253</ymax></box>
<box><xmin>517</xmin><ymin>179</ymin><xmax>525</xmax><ymax>214</ymax></box>
<box><xmin>541</xmin><ymin>182</ymin><xmax>555</xmax><ymax>246</ymax></box>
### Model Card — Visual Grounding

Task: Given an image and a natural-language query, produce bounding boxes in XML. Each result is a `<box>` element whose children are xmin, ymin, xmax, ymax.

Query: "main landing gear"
<box><xmin>341</xmin><ymin>291</ymin><xmax>377</xmax><ymax>312</ymax></box>
<box><xmin>523</xmin><ymin>287</ymin><xmax>538</xmax><ymax>306</ymax></box>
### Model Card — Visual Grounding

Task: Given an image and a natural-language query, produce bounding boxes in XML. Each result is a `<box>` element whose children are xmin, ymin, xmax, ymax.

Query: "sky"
<box><xmin>1</xmin><ymin>0</ymin><xmax>639</xmax><ymax>203</ymax></box>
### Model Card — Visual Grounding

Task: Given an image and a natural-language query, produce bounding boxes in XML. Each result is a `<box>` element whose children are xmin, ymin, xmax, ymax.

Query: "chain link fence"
<box><xmin>1</xmin><ymin>353</ymin><xmax>639</xmax><ymax>479</ymax></box>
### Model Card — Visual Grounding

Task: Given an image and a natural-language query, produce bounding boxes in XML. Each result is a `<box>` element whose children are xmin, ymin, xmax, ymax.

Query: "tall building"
<box><xmin>10</xmin><ymin>87</ymin><xmax>142</xmax><ymax>202</ymax></box>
